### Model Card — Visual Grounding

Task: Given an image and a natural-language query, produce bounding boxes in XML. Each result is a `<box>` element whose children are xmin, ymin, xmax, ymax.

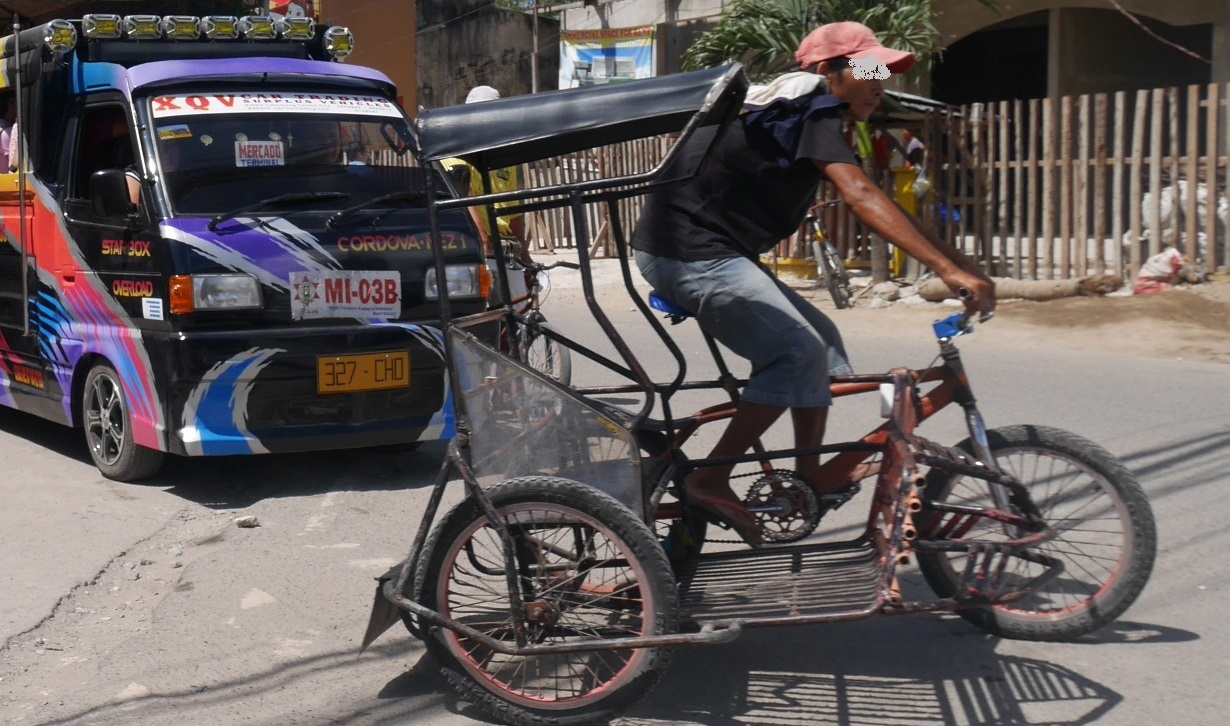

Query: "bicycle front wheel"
<box><xmin>917</xmin><ymin>425</ymin><xmax>1156</xmax><ymax>641</ymax></box>
<box><xmin>812</xmin><ymin>236</ymin><xmax>851</xmax><ymax>309</ymax></box>
<box><xmin>520</xmin><ymin>319</ymin><xmax>572</xmax><ymax>386</ymax></box>
<box><xmin>417</xmin><ymin>477</ymin><xmax>678</xmax><ymax>726</ymax></box>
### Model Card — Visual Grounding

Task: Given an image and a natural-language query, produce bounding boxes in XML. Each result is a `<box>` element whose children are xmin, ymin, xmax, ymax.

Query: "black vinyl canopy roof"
<box><xmin>416</xmin><ymin>64</ymin><xmax>749</xmax><ymax>170</ymax></box>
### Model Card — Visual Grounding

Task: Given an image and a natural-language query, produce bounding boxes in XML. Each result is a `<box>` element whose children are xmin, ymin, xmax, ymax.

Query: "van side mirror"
<box><xmin>90</xmin><ymin>169</ymin><xmax>135</xmax><ymax>217</ymax></box>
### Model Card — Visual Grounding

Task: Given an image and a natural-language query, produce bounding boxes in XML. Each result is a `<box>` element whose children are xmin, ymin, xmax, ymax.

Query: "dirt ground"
<box><xmin>861</xmin><ymin>281</ymin><xmax>1230</xmax><ymax>365</ymax></box>
<box><xmin>549</xmin><ymin>258</ymin><xmax>1230</xmax><ymax>366</ymax></box>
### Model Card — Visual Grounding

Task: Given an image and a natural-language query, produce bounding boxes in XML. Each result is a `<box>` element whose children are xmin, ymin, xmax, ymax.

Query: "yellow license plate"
<box><xmin>317</xmin><ymin>351</ymin><xmax>410</xmax><ymax>394</ymax></box>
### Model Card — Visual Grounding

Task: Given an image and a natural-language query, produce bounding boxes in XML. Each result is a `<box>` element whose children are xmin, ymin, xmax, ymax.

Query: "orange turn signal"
<box><xmin>478</xmin><ymin>264</ymin><xmax>493</xmax><ymax>300</ymax></box>
<box><xmin>169</xmin><ymin>275</ymin><xmax>194</xmax><ymax>315</ymax></box>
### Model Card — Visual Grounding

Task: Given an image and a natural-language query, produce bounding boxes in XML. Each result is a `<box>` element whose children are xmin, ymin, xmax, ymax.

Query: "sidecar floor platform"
<box><xmin>677</xmin><ymin>539</ymin><xmax>885</xmax><ymax>625</ymax></box>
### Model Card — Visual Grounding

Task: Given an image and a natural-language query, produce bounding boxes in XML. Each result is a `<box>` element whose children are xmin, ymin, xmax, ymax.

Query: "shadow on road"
<box><xmin>620</xmin><ymin>616</ymin><xmax>1196</xmax><ymax>725</ymax></box>
<box><xmin>1115</xmin><ymin>429</ymin><xmax>1230</xmax><ymax>502</ymax></box>
<box><xmin>0</xmin><ymin>404</ymin><xmax>452</xmax><ymax>510</ymax></box>
<box><xmin>25</xmin><ymin>616</ymin><xmax>1197</xmax><ymax>726</ymax></box>
<box><xmin>0</xmin><ymin>406</ymin><xmax>92</xmax><ymax>466</ymax></box>
<box><xmin>152</xmin><ymin>441</ymin><xmax>451</xmax><ymax>510</ymax></box>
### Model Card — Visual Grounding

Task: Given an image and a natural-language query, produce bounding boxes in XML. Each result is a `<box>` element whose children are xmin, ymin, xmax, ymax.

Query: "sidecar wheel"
<box><xmin>916</xmin><ymin>425</ymin><xmax>1156</xmax><ymax>641</ymax></box>
<box><xmin>416</xmin><ymin>476</ymin><xmax>678</xmax><ymax>726</ymax></box>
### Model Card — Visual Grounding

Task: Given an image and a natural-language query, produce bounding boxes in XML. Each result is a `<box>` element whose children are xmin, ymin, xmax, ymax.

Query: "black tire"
<box><xmin>826</xmin><ymin>242</ymin><xmax>852</xmax><ymax>288</ymax></box>
<box><xmin>643</xmin><ymin>458</ymin><xmax>708</xmax><ymax>575</ymax></box>
<box><xmin>519</xmin><ymin>319</ymin><xmax>572</xmax><ymax>387</ymax></box>
<box><xmin>916</xmin><ymin>425</ymin><xmax>1156</xmax><ymax>641</ymax></box>
<box><xmin>82</xmin><ymin>363</ymin><xmax>164</xmax><ymax>482</ymax></box>
<box><xmin>813</xmin><ymin>237</ymin><xmax>851</xmax><ymax>310</ymax></box>
<box><xmin>416</xmin><ymin>476</ymin><xmax>678</xmax><ymax>726</ymax></box>
<box><xmin>821</xmin><ymin>244</ymin><xmax>852</xmax><ymax>309</ymax></box>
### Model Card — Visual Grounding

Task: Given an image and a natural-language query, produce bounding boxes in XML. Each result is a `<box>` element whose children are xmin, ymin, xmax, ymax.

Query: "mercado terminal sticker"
<box><xmin>150</xmin><ymin>92</ymin><xmax>402</xmax><ymax>119</ymax></box>
<box><xmin>290</xmin><ymin>270</ymin><xmax>402</xmax><ymax>320</ymax></box>
<box><xmin>236</xmin><ymin>140</ymin><xmax>285</xmax><ymax>167</ymax></box>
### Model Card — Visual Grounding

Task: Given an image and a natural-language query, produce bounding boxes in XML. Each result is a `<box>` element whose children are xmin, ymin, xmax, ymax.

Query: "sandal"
<box><xmin>688</xmin><ymin>494</ymin><xmax>764</xmax><ymax>548</ymax></box>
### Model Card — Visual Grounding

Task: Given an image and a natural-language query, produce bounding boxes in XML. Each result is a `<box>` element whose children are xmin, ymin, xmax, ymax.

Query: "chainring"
<box><xmin>742</xmin><ymin>470</ymin><xmax>822</xmax><ymax>543</ymax></box>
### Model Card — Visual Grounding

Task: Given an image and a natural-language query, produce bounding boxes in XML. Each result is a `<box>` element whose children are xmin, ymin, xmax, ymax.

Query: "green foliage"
<box><xmin>682</xmin><ymin>0</ymin><xmax>998</xmax><ymax>81</ymax></box>
<box><xmin>496</xmin><ymin>0</ymin><xmax>538</xmax><ymax>10</ymax></box>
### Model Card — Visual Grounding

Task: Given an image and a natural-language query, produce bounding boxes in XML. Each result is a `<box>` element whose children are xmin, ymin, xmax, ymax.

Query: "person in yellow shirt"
<box><xmin>442</xmin><ymin>85</ymin><xmax>534</xmax><ymax>304</ymax></box>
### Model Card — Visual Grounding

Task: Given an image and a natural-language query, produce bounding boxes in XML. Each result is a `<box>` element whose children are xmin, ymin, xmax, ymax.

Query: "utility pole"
<box><xmin>531</xmin><ymin>1</ymin><xmax>539</xmax><ymax>93</ymax></box>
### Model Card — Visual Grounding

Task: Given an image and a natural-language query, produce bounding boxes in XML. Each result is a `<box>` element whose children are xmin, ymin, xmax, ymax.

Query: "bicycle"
<box><xmin>491</xmin><ymin>240</ymin><xmax>574</xmax><ymax>387</ymax></box>
<box><xmin>362</xmin><ymin>64</ymin><xmax>1156</xmax><ymax>726</ymax></box>
<box><xmin>804</xmin><ymin>199</ymin><xmax>854</xmax><ymax>309</ymax></box>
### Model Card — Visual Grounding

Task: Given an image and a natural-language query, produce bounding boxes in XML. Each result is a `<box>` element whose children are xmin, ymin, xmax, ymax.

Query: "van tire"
<box><xmin>82</xmin><ymin>363</ymin><xmax>164</xmax><ymax>482</ymax></box>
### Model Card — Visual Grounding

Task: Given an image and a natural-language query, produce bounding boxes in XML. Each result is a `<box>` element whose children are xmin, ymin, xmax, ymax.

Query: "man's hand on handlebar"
<box><xmin>940</xmin><ymin>267</ymin><xmax>996</xmax><ymax>319</ymax></box>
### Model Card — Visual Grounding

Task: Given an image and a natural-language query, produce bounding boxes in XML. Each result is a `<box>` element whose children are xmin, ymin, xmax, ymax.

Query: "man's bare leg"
<box><xmin>686</xmin><ymin>401</ymin><xmax>785</xmax><ymax>507</ymax></box>
<box><xmin>793</xmin><ymin>406</ymin><xmax>845</xmax><ymax>494</ymax></box>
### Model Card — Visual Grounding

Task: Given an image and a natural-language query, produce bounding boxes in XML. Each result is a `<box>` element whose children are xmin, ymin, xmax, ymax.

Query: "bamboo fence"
<box><xmin>385</xmin><ymin>82</ymin><xmax>1230</xmax><ymax>280</ymax></box>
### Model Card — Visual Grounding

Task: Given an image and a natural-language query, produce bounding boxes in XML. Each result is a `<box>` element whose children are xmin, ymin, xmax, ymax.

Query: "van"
<box><xmin>0</xmin><ymin>15</ymin><xmax>490</xmax><ymax>480</ymax></box>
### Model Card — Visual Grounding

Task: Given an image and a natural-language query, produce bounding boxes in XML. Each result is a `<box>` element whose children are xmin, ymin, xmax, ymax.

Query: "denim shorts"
<box><xmin>636</xmin><ymin>250</ymin><xmax>853</xmax><ymax>408</ymax></box>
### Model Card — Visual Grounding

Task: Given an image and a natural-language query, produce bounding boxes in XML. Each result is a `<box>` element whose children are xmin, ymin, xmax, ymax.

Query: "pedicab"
<box><xmin>361</xmin><ymin>64</ymin><xmax>1156</xmax><ymax>726</ymax></box>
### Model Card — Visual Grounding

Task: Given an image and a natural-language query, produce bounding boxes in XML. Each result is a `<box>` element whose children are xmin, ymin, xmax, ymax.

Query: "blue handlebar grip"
<box><xmin>932</xmin><ymin>313</ymin><xmax>971</xmax><ymax>340</ymax></box>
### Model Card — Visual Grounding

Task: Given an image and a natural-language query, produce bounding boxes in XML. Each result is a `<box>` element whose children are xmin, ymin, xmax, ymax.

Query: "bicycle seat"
<box><xmin>648</xmin><ymin>292</ymin><xmax>692</xmax><ymax>324</ymax></box>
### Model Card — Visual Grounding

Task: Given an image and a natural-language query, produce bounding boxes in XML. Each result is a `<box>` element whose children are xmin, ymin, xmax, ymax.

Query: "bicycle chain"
<box><xmin>699</xmin><ymin>469</ymin><xmax>837</xmax><ymax>545</ymax></box>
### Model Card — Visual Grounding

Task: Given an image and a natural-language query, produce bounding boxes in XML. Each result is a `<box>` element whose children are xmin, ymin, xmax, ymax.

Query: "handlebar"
<box><xmin>933</xmin><ymin>293</ymin><xmax>995</xmax><ymax>342</ymax></box>
<box><xmin>807</xmin><ymin>199</ymin><xmax>843</xmax><ymax>215</ymax></box>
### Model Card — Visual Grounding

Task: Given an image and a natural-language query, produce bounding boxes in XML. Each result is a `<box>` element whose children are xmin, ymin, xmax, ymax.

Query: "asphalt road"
<box><xmin>2</xmin><ymin>271</ymin><xmax>1228</xmax><ymax>725</ymax></box>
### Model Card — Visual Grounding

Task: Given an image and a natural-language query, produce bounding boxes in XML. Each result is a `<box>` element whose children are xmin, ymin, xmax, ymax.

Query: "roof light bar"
<box><xmin>44</xmin><ymin>19</ymin><xmax>77</xmax><ymax>55</ymax></box>
<box><xmin>323</xmin><ymin>26</ymin><xmax>354</xmax><ymax>61</ymax></box>
<box><xmin>202</xmin><ymin>15</ymin><xmax>240</xmax><ymax>40</ymax></box>
<box><xmin>237</xmin><ymin>16</ymin><xmax>277</xmax><ymax>41</ymax></box>
<box><xmin>123</xmin><ymin>15</ymin><xmax>163</xmax><ymax>40</ymax></box>
<box><xmin>82</xmin><ymin>14</ymin><xmax>123</xmax><ymax>40</ymax></box>
<box><xmin>161</xmin><ymin>16</ymin><xmax>201</xmax><ymax>41</ymax></box>
<box><xmin>278</xmin><ymin>16</ymin><xmax>315</xmax><ymax>41</ymax></box>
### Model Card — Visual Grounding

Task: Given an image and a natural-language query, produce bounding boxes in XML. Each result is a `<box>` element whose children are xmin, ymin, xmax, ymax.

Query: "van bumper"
<box><xmin>151</xmin><ymin>322</ymin><xmax>465</xmax><ymax>457</ymax></box>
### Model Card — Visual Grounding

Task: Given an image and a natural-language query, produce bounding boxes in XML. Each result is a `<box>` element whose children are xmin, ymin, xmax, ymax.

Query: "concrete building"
<box><xmin>564</xmin><ymin>0</ymin><xmax>1230</xmax><ymax>103</ymax></box>
<box><xmin>932</xmin><ymin>0</ymin><xmax>1230</xmax><ymax>104</ymax></box>
<box><xmin>416</xmin><ymin>0</ymin><xmax>558</xmax><ymax>110</ymax></box>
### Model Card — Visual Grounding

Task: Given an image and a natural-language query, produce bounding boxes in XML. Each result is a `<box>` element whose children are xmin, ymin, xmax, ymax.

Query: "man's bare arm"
<box><xmin>820</xmin><ymin>160</ymin><xmax>995</xmax><ymax>312</ymax></box>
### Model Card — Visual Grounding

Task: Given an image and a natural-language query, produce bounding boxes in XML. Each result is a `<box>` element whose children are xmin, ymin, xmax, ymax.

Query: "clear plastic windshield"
<box><xmin>145</xmin><ymin>91</ymin><xmax>421</xmax><ymax>214</ymax></box>
<box><xmin>450</xmin><ymin>329</ymin><xmax>643</xmax><ymax>515</ymax></box>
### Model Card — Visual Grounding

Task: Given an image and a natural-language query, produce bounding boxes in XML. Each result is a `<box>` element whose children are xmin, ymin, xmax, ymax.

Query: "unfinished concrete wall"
<box><xmin>416</xmin><ymin>3</ymin><xmax>558</xmax><ymax>109</ymax></box>
<box><xmin>563</xmin><ymin>0</ymin><xmax>726</xmax><ymax>30</ymax></box>
<box><xmin>1047</xmin><ymin>8</ymin><xmax>1212</xmax><ymax>97</ymax></box>
<box><xmin>936</xmin><ymin>0</ymin><xmax>1230</xmax><ymax>96</ymax></box>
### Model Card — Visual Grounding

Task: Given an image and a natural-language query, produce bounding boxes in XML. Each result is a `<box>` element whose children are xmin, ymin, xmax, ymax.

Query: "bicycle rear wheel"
<box><xmin>917</xmin><ymin>425</ymin><xmax>1156</xmax><ymax>641</ymax></box>
<box><xmin>417</xmin><ymin>477</ymin><xmax>678</xmax><ymax>726</ymax></box>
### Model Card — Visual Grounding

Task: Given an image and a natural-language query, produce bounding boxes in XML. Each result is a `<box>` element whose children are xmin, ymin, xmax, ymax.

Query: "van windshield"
<box><xmin>146</xmin><ymin>91</ymin><xmax>423</xmax><ymax>215</ymax></box>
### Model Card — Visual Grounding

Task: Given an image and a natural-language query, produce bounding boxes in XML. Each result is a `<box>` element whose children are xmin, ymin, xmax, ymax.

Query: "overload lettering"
<box><xmin>113</xmin><ymin>280</ymin><xmax>155</xmax><ymax>298</ymax></box>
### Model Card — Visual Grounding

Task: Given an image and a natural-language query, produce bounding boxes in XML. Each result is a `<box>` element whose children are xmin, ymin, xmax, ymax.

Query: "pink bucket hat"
<box><xmin>795</xmin><ymin>22</ymin><xmax>916</xmax><ymax>74</ymax></box>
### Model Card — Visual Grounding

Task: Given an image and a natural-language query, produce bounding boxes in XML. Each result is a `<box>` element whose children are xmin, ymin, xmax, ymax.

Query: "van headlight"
<box><xmin>170</xmin><ymin>274</ymin><xmax>261</xmax><ymax>313</ymax></box>
<box><xmin>424</xmin><ymin>264</ymin><xmax>484</xmax><ymax>299</ymax></box>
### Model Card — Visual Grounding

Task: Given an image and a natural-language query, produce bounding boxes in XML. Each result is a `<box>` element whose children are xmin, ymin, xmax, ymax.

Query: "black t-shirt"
<box><xmin>632</xmin><ymin>103</ymin><xmax>857</xmax><ymax>261</ymax></box>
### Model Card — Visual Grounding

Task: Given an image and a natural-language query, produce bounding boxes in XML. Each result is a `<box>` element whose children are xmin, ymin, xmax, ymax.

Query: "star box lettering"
<box><xmin>289</xmin><ymin>270</ymin><xmax>402</xmax><ymax>320</ymax></box>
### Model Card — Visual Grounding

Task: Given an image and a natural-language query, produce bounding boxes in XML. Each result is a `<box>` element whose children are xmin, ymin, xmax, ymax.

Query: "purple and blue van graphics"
<box><xmin>0</xmin><ymin>34</ymin><xmax>488</xmax><ymax>478</ymax></box>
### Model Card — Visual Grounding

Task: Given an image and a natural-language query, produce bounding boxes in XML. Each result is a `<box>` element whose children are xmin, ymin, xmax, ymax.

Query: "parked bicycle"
<box><xmin>805</xmin><ymin>199</ymin><xmax>854</xmax><ymax>309</ymax></box>
<box><xmin>362</xmin><ymin>65</ymin><xmax>1156</xmax><ymax>726</ymax></box>
<box><xmin>492</xmin><ymin>240</ymin><xmax>574</xmax><ymax>387</ymax></box>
